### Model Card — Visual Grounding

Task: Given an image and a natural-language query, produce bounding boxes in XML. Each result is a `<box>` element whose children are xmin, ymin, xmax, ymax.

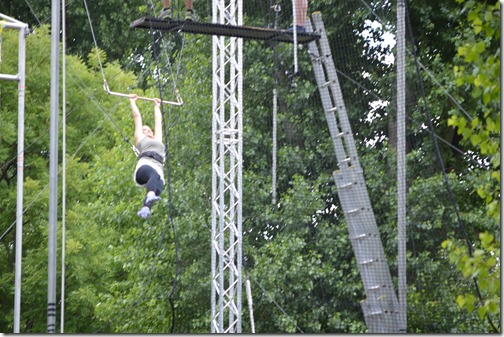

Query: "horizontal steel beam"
<box><xmin>0</xmin><ymin>73</ymin><xmax>20</xmax><ymax>81</ymax></box>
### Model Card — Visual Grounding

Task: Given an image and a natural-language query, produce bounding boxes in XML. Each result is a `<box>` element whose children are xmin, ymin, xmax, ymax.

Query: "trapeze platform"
<box><xmin>130</xmin><ymin>17</ymin><xmax>320</xmax><ymax>44</ymax></box>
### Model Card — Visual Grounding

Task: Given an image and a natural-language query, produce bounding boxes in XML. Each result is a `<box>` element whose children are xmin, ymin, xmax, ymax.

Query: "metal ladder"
<box><xmin>306</xmin><ymin>12</ymin><xmax>401</xmax><ymax>333</ymax></box>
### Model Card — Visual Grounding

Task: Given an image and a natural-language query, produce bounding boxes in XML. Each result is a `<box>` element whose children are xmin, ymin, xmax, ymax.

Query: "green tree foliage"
<box><xmin>1</xmin><ymin>0</ymin><xmax>150</xmax><ymax>65</ymax></box>
<box><xmin>441</xmin><ymin>0</ymin><xmax>500</xmax><ymax>332</ymax></box>
<box><xmin>0</xmin><ymin>24</ymin><xmax>139</xmax><ymax>332</ymax></box>
<box><xmin>442</xmin><ymin>232</ymin><xmax>500</xmax><ymax>329</ymax></box>
<box><xmin>449</xmin><ymin>0</ymin><xmax>500</xmax><ymax>221</ymax></box>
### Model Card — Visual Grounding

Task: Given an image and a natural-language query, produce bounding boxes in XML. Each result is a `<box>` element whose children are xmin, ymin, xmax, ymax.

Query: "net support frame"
<box><xmin>0</xmin><ymin>13</ymin><xmax>29</xmax><ymax>334</ymax></box>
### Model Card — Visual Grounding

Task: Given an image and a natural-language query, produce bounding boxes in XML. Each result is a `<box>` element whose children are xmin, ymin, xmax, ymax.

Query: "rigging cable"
<box><xmin>0</xmin><ymin>114</ymin><xmax>109</xmax><ymax>244</ymax></box>
<box><xmin>1</xmin><ymin>0</ymin><xmax>162</xmax><ymax>242</ymax></box>
<box><xmin>405</xmin><ymin>2</ymin><xmax>497</xmax><ymax>332</ymax></box>
<box><xmin>82</xmin><ymin>0</ymin><xmax>140</xmax><ymax>157</ymax></box>
<box><xmin>81</xmin><ymin>0</ymin><xmax>185</xmax><ymax>331</ymax></box>
<box><xmin>145</xmin><ymin>4</ymin><xmax>187</xmax><ymax>331</ymax></box>
<box><xmin>250</xmin><ymin>275</ymin><xmax>304</xmax><ymax>333</ymax></box>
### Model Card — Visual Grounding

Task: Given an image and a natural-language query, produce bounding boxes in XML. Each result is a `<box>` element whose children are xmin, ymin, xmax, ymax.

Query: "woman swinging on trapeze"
<box><xmin>130</xmin><ymin>94</ymin><xmax>165</xmax><ymax>219</ymax></box>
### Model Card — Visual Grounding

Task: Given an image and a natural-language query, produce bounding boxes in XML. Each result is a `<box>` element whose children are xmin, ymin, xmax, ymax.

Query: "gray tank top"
<box><xmin>136</xmin><ymin>137</ymin><xmax>165</xmax><ymax>157</ymax></box>
<box><xmin>135</xmin><ymin>137</ymin><xmax>165</xmax><ymax>172</ymax></box>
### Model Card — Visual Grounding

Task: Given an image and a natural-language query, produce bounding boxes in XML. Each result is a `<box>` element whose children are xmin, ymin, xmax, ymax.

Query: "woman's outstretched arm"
<box><xmin>153</xmin><ymin>98</ymin><xmax>163</xmax><ymax>143</ymax></box>
<box><xmin>130</xmin><ymin>94</ymin><xmax>144</xmax><ymax>145</ymax></box>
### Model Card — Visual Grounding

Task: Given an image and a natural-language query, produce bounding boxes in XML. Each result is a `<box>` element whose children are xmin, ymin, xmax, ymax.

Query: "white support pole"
<box><xmin>60</xmin><ymin>0</ymin><xmax>67</xmax><ymax>331</ymax></box>
<box><xmin>245</xmin><ymin>280</ymin><xmax>255</xmax><ymax>333</ymax></box>
<box><xmin>292</xmin><ymin>0</ymin><xmax>298</xmax><ymax>73</ymax></box>
<box><xmin>271</xmin><ymin>5</ymin><xmax>280</xmax><ymax>205</ymax></box>
<box><xmin>11</xmin><ymin>18</ymin><xmax>29</xmax><ymax>334</ymax></box>
<box><xmin>396</xmin><ymin>0</ymin><xmax>407</xmax><ymax>332</ymax></box>
<box><xmin>47</xmin><ymin>0</ymin><xmax>60</xmax><ymax>332</ymax></box>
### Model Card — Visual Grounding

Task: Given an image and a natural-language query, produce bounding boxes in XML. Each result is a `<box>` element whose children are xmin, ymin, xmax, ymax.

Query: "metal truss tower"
<box><xmin>210</xmin><ymin>0</ymin><xmax>243</xmax><ymax>333</ymax></box>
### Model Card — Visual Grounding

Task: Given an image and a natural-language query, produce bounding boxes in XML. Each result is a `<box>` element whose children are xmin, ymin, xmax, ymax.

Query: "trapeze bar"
<box><xmin>130</xmin><ymin>17</ymin><xmax>320</xmax><ymax>44</ymax></box>
<box><xmin>103</xmin><ymin>82</ymin><xmax>183</xmax><ymax>106</ymax></box>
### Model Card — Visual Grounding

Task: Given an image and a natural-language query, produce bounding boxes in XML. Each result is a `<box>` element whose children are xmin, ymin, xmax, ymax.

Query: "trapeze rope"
<box><xmin>145</xmin><ymin>4</ymin><xmax>187</xmax><ymax>331</ymax></box>
<box><xmin>1</xmin><ymin>0</ymin><xmax>170</xmax><ymax>244</ymax></box>
<box><xmin>81</xmin><ymin>0</ymin><xmax>142</xmax><ymax>157</ymax></box>
<box><xmin>85</xmin><ymin>0</ymin><xmax>186</xmax><ymax>330</ymax></box>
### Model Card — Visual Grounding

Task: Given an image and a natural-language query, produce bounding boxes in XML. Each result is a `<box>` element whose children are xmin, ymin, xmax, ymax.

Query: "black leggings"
<box><xmin>135</xmin><ymin>165</ymin><xmax>164</xmax><ymax>196</ymax></box>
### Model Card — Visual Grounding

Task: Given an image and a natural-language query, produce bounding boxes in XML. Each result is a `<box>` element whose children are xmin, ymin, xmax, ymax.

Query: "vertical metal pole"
<box><xmin>271</xmin><ymin>6</ymin><xmax>279</xmax><ymax>205</ymax></box>
<box><xmin>48</xmin><ymin>0</ymin><xmax>60</xmax><ymax>332</ymax></box>
<box><xmin>237</xmin><ymin>2</ymin><xmax>243</xmax><ymax>330</ymax></box>
<box><xmin>13</xmin><ymin>21</ymin><xmax>29</xmax><ymax>334</ymax></box>
<box><xmin>396</xmin><ymin>0</ymin><xmax>407</xmax><ymax>332</ymax></box>
<box><xmin>211</xmin><ymin>0</ymin><xmax>223</xmax><ymax>332</ymax></box>
<box><xmin>60</xmin><ymin>0</ymin><xmax>67</xmax><ymax>331</ymax></box>
<box><xmin>245</xmin><ymin>280</ymin><xmax>255</xmax><ymax>333</ymax></box>
<box><xmin>292</xmin><ymin>0</ymin><xmax>298</xmax><ymax>73</ymax></box>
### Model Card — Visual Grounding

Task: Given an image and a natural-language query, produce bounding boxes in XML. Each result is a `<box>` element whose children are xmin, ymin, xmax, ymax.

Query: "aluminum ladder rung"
<box><xmin>338</xmin><ymin>181</ymin><xmax>355</xmax><ymax>189</ymax></box>
<box><xmin>359</xmin><ymin>259</ymin><xmax>376</xmax><ymax>265</ymax></box>
<box><xmin>365</xmin><ymin>310</ymin><xmax>384</xmax><ymax>317</ymax></box>
<box><xmin>344</xmin><ymin>207</ymin><xmax>362</xmax><ymax>215</ymax></box>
